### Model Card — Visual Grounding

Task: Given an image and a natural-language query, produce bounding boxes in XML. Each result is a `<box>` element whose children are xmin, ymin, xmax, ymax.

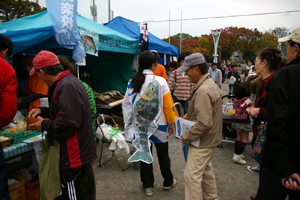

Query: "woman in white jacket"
<box><xmin>122</xmin><ymin>51</ymin><xmax>177</xmax><ymax>196</ymax></box>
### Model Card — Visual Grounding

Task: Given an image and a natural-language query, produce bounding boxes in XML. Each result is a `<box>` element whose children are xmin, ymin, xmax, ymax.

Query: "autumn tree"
<box><xmin>198</xmin><ymin>36</ymin><xmax>213</xmax><ymax>61</ymax></box>
<box><xmin>181</xmin><ymin>38</ymin><xmax>198</xmax><ymax>55</ymax></box>
<box><xmin>173</xmin><ymin>33</ymin><xmax>193</xmax><ymax>40</ymax></box>
<box><xmin>261</xmin><ymin>32</ymin><xmax>278</xmax><ymax>49</ymax></box>
<box><xmin>162</xmin><ymin>27</ymin><xmax>282</xmax><ymax>62</ymax></box>
<box><xmin>0</xmin><ymin>0</ymin><xmax>46</xmax><ymax>22</ymax></box>
<box><xmin>268</xmin><ymin>27</ymin><xmax>290</xmax><ymax>39</ymax></box>
<box><xmin>214</xmin><ymin>27</ymin><xmax>240</xmax><ymax>61</ymax></box>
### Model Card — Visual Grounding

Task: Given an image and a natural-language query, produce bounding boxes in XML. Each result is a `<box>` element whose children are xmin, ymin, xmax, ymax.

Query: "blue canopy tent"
<box><xmin>105</xmin><ymin>16</ymin><xmax>179</xmax><ymax>65</ymax></box>
<box><xmin>0</xmin><ymin>11</ymin><xmax>139</xmax><ymax>93</ymax></box>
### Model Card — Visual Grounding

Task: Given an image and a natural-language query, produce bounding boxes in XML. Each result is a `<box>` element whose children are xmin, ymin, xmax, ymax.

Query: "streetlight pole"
<box><xmin>169</xmin><ymin>11</ymin><xmax>170</xmax><ymax>44</ymax></box>
<box><xmin>212</xmin><ymin>29</ymin><xmax>222</xmax><ymax>63</ymax></box>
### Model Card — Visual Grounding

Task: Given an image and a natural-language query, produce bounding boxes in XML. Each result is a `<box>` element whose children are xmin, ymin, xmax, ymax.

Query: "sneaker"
<box><xmin>233</xmin><ymin>153</ymin><xmax>245</xmax><ymax>159</ymax></box>
<box><xmin>233</xmin><ymin>154</ymin><xmax>246</xmax><ymax>165</ymax></box>
<box><xmin>163</xmin><ymin>179</ymin><xmax>177</xmax><ymax>190</ymax></box>
<box><xmin>141</xmin><ymin>186</ymin><xmax>153</xmax><ymax>196</ymax></box>
<box><xmin>247</xmin><ymin>165</ymin><xmax>259</xmax><ymax>174</ymax></box>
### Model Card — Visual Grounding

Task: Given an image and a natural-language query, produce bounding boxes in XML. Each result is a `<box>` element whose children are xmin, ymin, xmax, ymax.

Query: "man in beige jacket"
<box><xmin>176</xmin><ymin>53</ymin><xmax>222</xmax><ymax>200</ymax></box>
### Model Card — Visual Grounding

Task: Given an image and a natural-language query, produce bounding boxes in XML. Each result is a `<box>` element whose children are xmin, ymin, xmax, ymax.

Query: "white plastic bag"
<box><xmin>109</xmin><ymin>132</ymin><xmax>130</xmax><ymax>154</ymax></box>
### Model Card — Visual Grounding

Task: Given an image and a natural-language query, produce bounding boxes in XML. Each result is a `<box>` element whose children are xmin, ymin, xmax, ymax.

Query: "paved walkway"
<box><xmin>93</xmin><ymin>81</ymin><xmax>259</xmax><ymax>200</ymax></box>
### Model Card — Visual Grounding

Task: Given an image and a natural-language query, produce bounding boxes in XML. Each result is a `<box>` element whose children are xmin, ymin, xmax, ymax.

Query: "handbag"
<box><xmin>252</xmin><ymin>121</ymin><xmax>267</xmax><ymax>163</ymax></box>
<box><xmin>39</xmin><ymin>130</ymin><xmax>61</xmax><ymax>200</ymax></box>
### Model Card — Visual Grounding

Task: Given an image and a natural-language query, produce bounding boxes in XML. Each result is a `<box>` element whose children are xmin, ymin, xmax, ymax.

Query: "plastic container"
<box><xmin>0</xmin><ymin>130</ymin><xmax>40</xmax><ymax>144</ymax></box>
<box><xmin>8</xmin><ymin>173</ymin><xmax>26</xmax><ymax>200</ymax></box>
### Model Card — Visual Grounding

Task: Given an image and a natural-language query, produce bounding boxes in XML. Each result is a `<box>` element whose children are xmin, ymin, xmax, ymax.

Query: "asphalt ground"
<box><xmin>92</xmin><ymin>81</ymin><xmax>260</xmax><ymax>200</ymax></box>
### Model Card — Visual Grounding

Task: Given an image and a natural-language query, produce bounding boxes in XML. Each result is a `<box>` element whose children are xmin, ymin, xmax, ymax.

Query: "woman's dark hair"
<box><xmin>40</xmin><ymin>64</ymin><xmax>64</xmax><ymax>76</ymax></box>
<box><xmin>248</xmin><ymin>59</ymin><xmax>254</xmax><ymax>66</ymax></box>
<box><xmin>217</xmin><ymin>61</ymin><xmax>222</xmax><ymax>68</ymax></box>
<box><xmin>59</xmin><ymin>56</ymin><xmax>76</xmax><ymax>75</ymax></box>
<box><xmin>228</xmin><ymin>71</ymin><xmax>232</xmax><ymax>78</ymax></box>
<box><xmin>234</xmin><ymin>82</ymin><xmax>250</xmax><ymax>100</ymax></box>
<box><xmin>131</xmin><ymin>51</ymin><xmax>159</xmax><ymax>93</ymax></box>
<box><xmin>257</xmin><ymin>48</ymin><xmax>282</xmax><ymax>73</ymax></box>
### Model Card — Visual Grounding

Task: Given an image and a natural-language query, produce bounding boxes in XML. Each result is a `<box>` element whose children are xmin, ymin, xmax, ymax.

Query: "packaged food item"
<box><xmin>2</xmin><ymin>111</ymin><xmax>27</xmax><ymax>133</ymax></box>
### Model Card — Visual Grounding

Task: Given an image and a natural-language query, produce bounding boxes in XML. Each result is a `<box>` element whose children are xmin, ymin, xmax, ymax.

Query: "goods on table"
<box><xmin>0</xmin><ymin>136</ymin><xmax>12</xmax><ymax>148</ymax></box>
<box><xmin>95</xmin><ymin>90</ymin><xmax>124</xmax><ymax>105</ymax></box>
<box><xmin>1</xmin><ymin>112</ymin><xmax>40</xmax><ymax>145</ymax></box>
<box><xmin>2</xmin><ymin>111</ymin><xmax>27</xmax><ymax>133</ymax></box>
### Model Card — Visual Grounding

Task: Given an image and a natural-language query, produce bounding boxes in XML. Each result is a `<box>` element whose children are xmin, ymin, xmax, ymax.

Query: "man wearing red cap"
<box><xmin>17</xmin><ymin>55</ymin><xmax>48</xmax><ymax>112</ymax></box>
<box><xmin>29</xmin><ymin>50</ymin><xmax>97</xmax><ymax>200</ymax></box>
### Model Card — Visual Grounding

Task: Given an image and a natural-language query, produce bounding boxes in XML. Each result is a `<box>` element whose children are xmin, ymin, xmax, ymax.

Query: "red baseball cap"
<box><xmin>30</xmin><ymin>50</ymin><xmax>60</xmax><ymax>75</ymax></box>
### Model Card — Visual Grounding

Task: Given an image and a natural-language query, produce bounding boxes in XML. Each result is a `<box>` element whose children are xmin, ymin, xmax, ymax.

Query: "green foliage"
<box><xmin>173</xmin><ymin>33</ymin><xmax>193</xmax><ymax>40</ymax></box>
<box><xmin>0</xmin><ymin>0</ymin><xmax>46</xmax><ymax>23</ymax></box>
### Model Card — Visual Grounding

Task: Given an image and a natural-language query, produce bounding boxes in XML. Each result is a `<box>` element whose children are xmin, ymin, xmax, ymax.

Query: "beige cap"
<box><xmin>278</xmin><ymin>27</ymin><xmax>300</xmax><ymax>44</ymax></box>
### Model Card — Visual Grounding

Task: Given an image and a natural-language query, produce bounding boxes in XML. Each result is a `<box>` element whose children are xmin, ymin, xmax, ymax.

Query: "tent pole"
<box><xmin>169</xmin><ymin>11</ymin><xmax>170</xmax><ymax>44</ymax></box>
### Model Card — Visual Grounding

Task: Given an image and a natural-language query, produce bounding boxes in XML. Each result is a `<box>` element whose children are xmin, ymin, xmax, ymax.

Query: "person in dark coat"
<box><xmin>255</xmin><ymin>27</ymin><xmax>300</xmax><ymax>200</ymax></box>
<box><xmin>28</xmin><ymin>50</ymin><xmax>97</xmax><ymax>200</ymax></box>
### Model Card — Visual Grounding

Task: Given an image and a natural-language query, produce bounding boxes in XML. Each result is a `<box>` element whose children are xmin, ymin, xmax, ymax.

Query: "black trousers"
<box><xmin>61</xmin><ymin>162</ymin><xmax>96</xmax><ymax>200</ymax></box>
<box><xmin>256</xmin><ymin>166</ymin><xmax>300</xmax><ymax>200</ymax></box>
<box><xmin>0</xmin><ymin>145</ymin><xmax>12</xmax><ymax>200</ymax></box>
<box><xmin>140</xmin><ymin>142</ymin><xmax>174</xmax><ymax>188</ymax></box>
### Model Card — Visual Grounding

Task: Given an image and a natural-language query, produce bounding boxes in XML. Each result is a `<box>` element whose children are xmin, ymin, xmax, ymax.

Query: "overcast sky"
<box><xmin>37</xmin><ymin>0</ymin><xmax>300</xmax><ymax>39</ymax></box>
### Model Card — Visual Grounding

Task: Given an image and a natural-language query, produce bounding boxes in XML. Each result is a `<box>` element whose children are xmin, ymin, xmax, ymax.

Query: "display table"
<box><xmin>3</xmin><ymin>142</ymin><xmax>34</xmax><ymax>159</ymax></box>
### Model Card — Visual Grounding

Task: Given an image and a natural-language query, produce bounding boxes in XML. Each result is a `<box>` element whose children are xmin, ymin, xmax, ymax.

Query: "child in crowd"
<box><xmin>232</xmin><ymin>82</ymin><xmax>252</xmax><ymax>164</ymax></box>
<box><xmin>228</xmin><ymin>72</ymin><xmax>235</xmax><ymax>95</ymax></box>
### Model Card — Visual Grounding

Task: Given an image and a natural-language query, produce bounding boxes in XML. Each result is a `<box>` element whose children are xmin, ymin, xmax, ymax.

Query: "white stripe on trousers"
<box><xmin>67</xmin><ymin>181</ymin><xmax>77</xmax><ymax>200</ymax></box>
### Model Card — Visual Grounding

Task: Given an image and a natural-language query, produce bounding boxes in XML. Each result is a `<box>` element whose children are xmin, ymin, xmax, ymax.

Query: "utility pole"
<box><xmin>180</xmin><ymin>10</ymin><xmax>182</xmax><ymax>54</ymax></box>
<box><xmin>108</xmin><ymin>0</ymin><xmax>111</xmax><ymax>21</ymax></box>
<box><xmin>36</xmin><ymin>0</ymin><xmax>39</xmax><ymax>4</ymax></box>
<box><xmin>169</xmin><ymin>11</ymin><xmax>170</xmax><ymax>44</ymax></box>
<box><xmin>93</xmin><ymin>0</ymin><xmax>96</xmax><ymax>22</ymax></box>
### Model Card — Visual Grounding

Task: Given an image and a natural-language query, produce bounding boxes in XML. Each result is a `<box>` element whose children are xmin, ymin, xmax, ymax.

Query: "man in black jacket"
<box><xmin>256</xmin><ymin>27</ymin><xmax>300</xmax><ymax>199</ymax></box>
<box><xmin>29</xmin><ymin>51</ymin><xmax>97</xmax><ymax>200</ymax></box>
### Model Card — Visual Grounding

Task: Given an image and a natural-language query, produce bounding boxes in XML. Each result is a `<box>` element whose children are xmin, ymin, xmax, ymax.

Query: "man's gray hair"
<box><xmin>40</xmin><ymin>64</ymin><xmax>64</xmax><ymax>76</ymax></box>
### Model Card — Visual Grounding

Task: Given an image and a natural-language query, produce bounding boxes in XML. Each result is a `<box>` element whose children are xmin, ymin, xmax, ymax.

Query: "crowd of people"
<box><xmin>1</xmin><ymin>26</ymin><xmax>300</xmax><ymax>200</ymax></box>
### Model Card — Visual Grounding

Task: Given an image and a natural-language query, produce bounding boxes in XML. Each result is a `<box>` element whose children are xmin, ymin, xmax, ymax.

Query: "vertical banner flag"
<box><xmin>46</xmin><ymin>0</ymin><xmax>86</xmax><ymax>62</ymax></box>
<box><xmin>139</xmin><ymin>23</ymin><xmax>149</xmax><ymax>52</ymax></box>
